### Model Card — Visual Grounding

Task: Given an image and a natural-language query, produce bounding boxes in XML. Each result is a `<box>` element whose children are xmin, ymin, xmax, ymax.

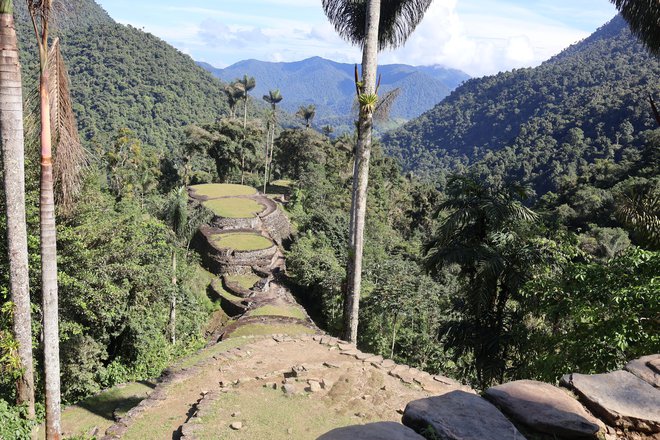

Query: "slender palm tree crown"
<box><xmin>322</xmin><ymin>0</ymin><xmax>433</xmax><ymax>50</ymax></box>
<box><xmin>610</xmin><ymin>0</ymin><xmax>660</xmax><ymax>54</ymax></box>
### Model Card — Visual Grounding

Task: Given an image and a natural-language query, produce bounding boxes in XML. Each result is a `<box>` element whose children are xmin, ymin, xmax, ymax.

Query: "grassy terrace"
<box><xmin>211</xmin><ymin>278</ymin><xmax>244</xmax><ymax>303</ymax></box>
<box><xmin>210</xmin><ymin>233</ymin><xmax>273</xmax><ymax>251</ymax></box>
<box><xmin>248</xmin><ymin>305</ymin><xmax>307</xmax><ymax>320</ymax></box>
<box><xmin>194</xmin><ymin>387</ymin><xmax>357</xmax><ymax>440</ymax></box>
<box><xmin>203</xmin><ymin>198</ymin><xmax>264</xmax><ymax>218</ymax></box>
<box><xmin>39</xmin><ymin>381</ymin><xmax>156</xmax><ymax>439</ymax></box>
<box><xmin>225</xmin><ymin>273</ymin><xmax>261</xmax><ymax>290</ymax></box>
<box><xmin>189</xmin><ymin>183</ymin><xmax>257</xmax><ymax>199</ymax></box>
<box><xmin>227</xmin><ymin>323</ymin><xmax>316</xmax><ymax>338</ymax></box>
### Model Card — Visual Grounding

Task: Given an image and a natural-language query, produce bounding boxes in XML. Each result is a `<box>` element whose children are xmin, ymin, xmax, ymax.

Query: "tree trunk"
<box><xmin>169</xmin><ymin>250</ymin><xmax>177</xmax><ymax>344</ymax></box>
<box><xmin>241</xmin><ymin>98</ymin><xmax>248</xmax><ymax>185</ymax></box>
<box><xmin>40</xmin><ymin>68</ymin><xmax>62</xmax><ymax>440</ymax></box>
<box><xmin>268</xmin><ymin>121</ymin><xmax>275</xmax><ymax>183</ymax></box>
<box><xmin>33</xmin><ymin>20</ymin><xmax>62</xmax><ymax>436</ymax></box>
<box><xmin>342</xmin><ymin>0</ymin><xmax>381</xmax><ymax>343</ymax></box>
<box><xmin>0</xmin><ymin>3</ymin><xmax>36</xmax><ymax>420</ymax></box>
<box><xmin>263</xmin><ymin>120</ymin><xmax>270</xmax><ymax>194</ymax></box>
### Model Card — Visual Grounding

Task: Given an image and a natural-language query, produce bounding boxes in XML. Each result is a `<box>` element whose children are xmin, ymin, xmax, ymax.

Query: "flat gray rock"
<box><xmin>625</xmin><ymin>354</ymin><xmax>660</xmax><ymax>388</ymax></box>
<box><xmin>561</xmin><ymin>370</ymin><xmax>660</xmax><ymax>434</ymax></box>
<box><xmin>484</xmin><ymin>380</ymin><xmax>602</xmax><ymax>438</ymax></box>
<box><xmin>317</xmin><ymin>422</ymin><xmax>424</xmax><ymax>440</ymax></box>
<box><xmin>402</xmin><ymin>390</ymin><xmax>526</xmax><ymax>439</ymax></box>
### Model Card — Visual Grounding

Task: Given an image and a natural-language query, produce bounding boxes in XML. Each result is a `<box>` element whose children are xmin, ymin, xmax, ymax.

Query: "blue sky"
<box><xmin>96</xmin><ymin>0</ymin><xmax>618</xmax><ymax>76</ymax></box>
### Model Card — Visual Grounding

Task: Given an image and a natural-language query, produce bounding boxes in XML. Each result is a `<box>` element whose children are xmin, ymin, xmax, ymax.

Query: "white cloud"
<box><xmin>104</xmin><ymin>0</ymin><xmax>617</xmax><ymax>76</ymax></box>
<box><xmin>378</xmin><ymin>0</ymin><xmax>593</xmax><ymax>75</ymax></box>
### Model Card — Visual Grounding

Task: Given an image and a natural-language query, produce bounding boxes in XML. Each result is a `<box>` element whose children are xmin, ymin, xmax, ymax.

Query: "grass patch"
<box><xmin>39</xmin><ymin>381</ymin><xmax>155</xmax><ymax>439</ymax></box>
<box><xmin>210</xmin><ymin>233</ymin><xmax>273</xmax><ymax>251</ymax></box>
<box><xmin>211</xmin><ymin>279</ymin><xmax>244</xmax><ymax>303</ymax></box>
<box><xmin>227</xmin><ymin>323</ymin><xmax>316</xmax><ymax>338</ymax></box>
<box><xmin>122</xmin><ymin>338</ymin><xmax>251</xmax><ymax>440</ymax></box>
<box><xmin>248</xmin><ymin>305</ymin><xmax>306</xmax><ymax>320</ymax></box>
<box><xmin>174</xmin><ymin>337</ymin><xmax>247</xmax><ymax>370</ymax></box>
<box><xmin>225</xmin><ymin>274</ymin><xmax>261</xmax><ymax>290</ymax></box>
<box><xmin>195</xmin><ymin>387</ymin><xmax>359</xmax><ymax>440</ymax></box>
<box><xmin>190</xmin><ymin>183</ymin><xmax>257</xmax><ymax>198</ymax></box>
<box><xmin>202</xmin><ymin>198</ymin><xmax>264</xmax><ymax>219</ymax></box>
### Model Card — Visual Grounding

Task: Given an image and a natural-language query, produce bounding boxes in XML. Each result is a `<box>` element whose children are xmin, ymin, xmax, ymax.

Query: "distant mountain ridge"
<box><xmin>382</xmin><ymin>15</ymin><xmax>660</xmax><ymax>194</ymax></box>
<box><xmin>199</xmin><ymin>57</ymin><xmax>469</xmax><ymax>130</ymax></box>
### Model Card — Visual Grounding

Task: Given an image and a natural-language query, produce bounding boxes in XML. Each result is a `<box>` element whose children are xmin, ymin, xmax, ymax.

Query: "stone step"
<box><xmin>561</xmin><ymin>370</ymin><xmax>660</xmax><ymax>434</ymax></box>
<box><xmin>484</xmin><ymin>380</ymin><xmax>603</xmax><ymax>439</ymax></box>
<box><xmin>402</xmin><ymin>391</ymin><xmax>526</xmax><ymax>440</ymax></box>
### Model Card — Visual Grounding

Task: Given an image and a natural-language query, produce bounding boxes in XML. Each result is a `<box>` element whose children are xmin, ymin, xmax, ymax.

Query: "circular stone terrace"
<box><xmin>209</xmin><ymin>231</ymin><xmax>273</xmax><ymax>252</ymax></box>
<box><xmin>189</xmin><ymin>183</ymin><xmax>266</xmax><ymax>220</ymax></box>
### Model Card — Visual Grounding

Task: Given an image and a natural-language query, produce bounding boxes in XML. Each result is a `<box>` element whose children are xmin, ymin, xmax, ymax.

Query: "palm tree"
<box><xmin>27</xmin><ymin>0</ymin><xmax>62</xmax><ymax>437</ymax></box>
<box><xmin>163</xmin><ymin>187</ymin><xmax>188</xmax><ymax>345</ymax></box>
<box><xmin>0</xmin><ymin>0</ymin><xmax>35</xmax><ymax>421</ymax></box>
<box><xmin>322</xmin><ymin>0</ymin><xmax>432</xmax><ymax>342</ymax></box>
<box><xmin>425</xmin><ymin>176</ymin><xmax>541</xmax><ymax>387</ymax></box>
<box><xmin>223</xmin><ymin>81</ymin><xmax>244</xmax><ymax>118</ymax></box>
<box><xmin>237</xmin><ymin>75</ymin><xmax>256</xmax><ymax>184</ymax></box>
<box><xmin>295</xmin><ymin>104</ymin><xmax>316</xmax><ymax>129</ymax></box>
<box><xmin>609</xmin><ymin>0</ymin><xmax>660</xmax><ymax>54</ymax></box>
<box><xmin>262</xmin><ymin>89</ymin><xmax>283</xmax><ymax>193</ymax></box>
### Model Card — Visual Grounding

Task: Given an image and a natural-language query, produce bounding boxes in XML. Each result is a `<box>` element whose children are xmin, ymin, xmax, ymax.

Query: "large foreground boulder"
<box><xmin>484</xmin><ymin>380</ymin><xmax>602</xmax><ymax>438</ymax></box>
<box><xmin>561</xmin><ymin>371</ymin><xmax>660</xmax><ymax>434</ymax></box>
<box><xmin>317</xmin><ymin>422</ymin><xmax>424</xmax><ymax>440</ymax></box>
<box><xmin>625</xmin><ymin>354</ymin><xmax>660</xmax><ymax>388</ymax></box>
<box><xmin>402</xmin><ymin>390</ymin><xmax>526</xmax><ymax>439</ymax></box>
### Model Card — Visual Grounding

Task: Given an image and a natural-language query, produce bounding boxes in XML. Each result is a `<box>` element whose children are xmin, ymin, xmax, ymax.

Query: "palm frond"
<box><xmin>47</xmin><ymin>38</ymin><xmax>86</xmax><ymax>214</ymax></box>
<box><xmin>321</xmin><ymin>0</ymin><xmax>433</xmax><ymax>50</ymax></box>
<box><xmin>374</xmin><ymin>87</ymin><xmax>400</xmax><ymax>122</ymax></box>
<box><xmin>609</xmin><ymin>0</ymin><xmax>660</xmax><ymax>54</ymax></box>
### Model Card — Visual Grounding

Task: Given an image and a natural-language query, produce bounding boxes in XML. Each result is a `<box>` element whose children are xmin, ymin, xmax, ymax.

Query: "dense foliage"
<box><xmin>383</xmin><ymin>16</ymin><xmax>659</xmax><ymax>196</ymax></box>
<box><xmin>14</xmin><ymin>0</ymin><xmax>230</xmax><ymax>154</ymax></box>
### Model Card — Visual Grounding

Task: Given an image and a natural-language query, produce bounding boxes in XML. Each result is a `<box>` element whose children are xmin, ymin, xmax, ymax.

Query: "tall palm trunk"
<box><xmin>263</xmin><ymin>120</ymin><xmax>270</xmax><ymax>194</ymax></box>
<box><xmin>0</xmin><ymin>0</ymin><xmax>35</xmax><ymax>419</ymax></box>
<box><xmin>241</xmin><ymin>98</ymin><xmax>248</xmax><ymax>185</ymax></box>
<box><xmin>29</xmin><ymin>1</ymin><xmax>62</xmax><ymax>436</ymax></box>
<box><xmin>343</xmin><ymin>0</ymin><xmax>380</xmax><ymax>343</ymax></box>
<box><xmin>169</xmin><ymin>250</ymin><xmax>176</xmax><ymax>344</ymax></box>
<box><xmin>40</xmin><ymin>57</ymin><xmax>61</xmax><ymax>440</ymax></box>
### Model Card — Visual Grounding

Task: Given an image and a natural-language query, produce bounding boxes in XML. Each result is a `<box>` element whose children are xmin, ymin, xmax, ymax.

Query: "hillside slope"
<box><xmin>14</xmin><ymin>0</ymin><xmax>229</xmax><ymax>151</ymax></box>
<box><xmin>200</xmin><ymin>57</ymin><xmax>469</xmax><ymax>130</ymax></box>
<box><xmin>383</xmin><ymin>15</ymin><xmax>660</xmax><ymax>194</ymax></box>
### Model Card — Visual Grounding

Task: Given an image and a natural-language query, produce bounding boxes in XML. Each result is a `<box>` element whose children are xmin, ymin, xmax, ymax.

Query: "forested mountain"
<box><xmin>13</xmin><ymin>0</ymin><xmax>230</xmax><ymax>151</ymax></box>
<box><xmin>200</xmin><ymin>57</ymin><xmax>469</xmax><ymax>130</ymax></box>
<box><xmin>383</xmin><ymin>15</ymin><xmax>660</xmax><ymax>195</ymax></box>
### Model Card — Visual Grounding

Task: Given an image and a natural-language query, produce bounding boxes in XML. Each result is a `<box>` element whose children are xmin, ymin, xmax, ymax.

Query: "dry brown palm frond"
<box><xmin>374</xmin><ymin>88</ymin><xmax>400</xmax><ymax>122</ymax></box>
<box><xmin>48</xmin><ymin>38</ymin><xmax>87</xmax><ymax>214</ymax></box>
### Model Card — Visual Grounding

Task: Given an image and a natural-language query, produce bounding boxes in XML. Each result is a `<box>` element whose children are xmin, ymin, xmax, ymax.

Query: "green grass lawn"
<box><xmin>248</xmin><ymin>305</ymin><xmax>307</xmax><ymax>320</ymax></box>
<box><xmin>39</xmin><ymin>381</ymin><xmax>156</xmax><ymax>439</ymax></box>
<box><xmin>210</xmin><ymin>233</ymin><xmax>273</xmax><ymax>251</ymax></box>
<box><xmin>224</xmin><ymin>273</ymin><xmax>261</xmax><ymax>290</ymax></box>
<box><xmin>189</xmin><ymin>183</ymin><xmax>257</xmax><ymax>198</ymax></box>
<box><xmin>194</xmin><ymin>387</ymin><xmax>359</xmax><ymax>440</ymax></box>
<box><xmin>211</xmin><ymin>278</ymin><xmax>245</xmax><ymax>303</ymax></box>
<box><xmin>202</xmin><ymin>198</ymin><xmax>264</xmax><ymax>219</ymax></box>
<box><xmin>227</xmin><ymin>323</ymin><xmax>316</xmax><ymax>338</ymax></box>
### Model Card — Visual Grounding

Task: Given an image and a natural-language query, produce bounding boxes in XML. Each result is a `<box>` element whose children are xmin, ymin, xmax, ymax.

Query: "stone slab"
<box><xmin>561</xmin><ymin>370</ymin><xmax>660</xmax><ymax>433</ymax></box>
<box><xmin>484</xmin><ymin>380</ymin><xmax>602</xmax><ymax>438</ymax></box>
<box><xmin>317</xmin><ymin>422</ymin><xmax>424</xmax><ymax>440</ymax></box>
<box><xmin>402</xmin><ymin>390</ymin><xmax>526</xmax><ymax>440</ymax></box>
<box><xmin>625</xmin><ymin>355</ymin><xmax>660</xmax><ymax>388</ymax></box>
